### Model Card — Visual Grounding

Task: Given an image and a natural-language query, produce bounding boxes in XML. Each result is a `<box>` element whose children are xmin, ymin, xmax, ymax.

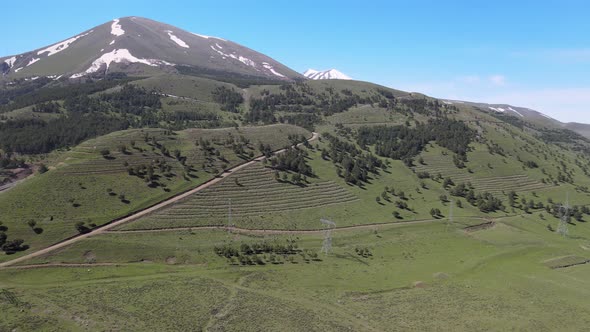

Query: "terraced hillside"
<box><xmin>413</xmin><ymin>151</ymin><xmax>548</xmax><ymax>195</ymax></box>
<box><xmin>124</xmin><ymin>162</ymin><xmax>358</xmax><ymax>230</ymax></box>
<box><xmin>0</xmin><ymin>124</ymin><xmax>309</xmax><ymax>262</ymax></box>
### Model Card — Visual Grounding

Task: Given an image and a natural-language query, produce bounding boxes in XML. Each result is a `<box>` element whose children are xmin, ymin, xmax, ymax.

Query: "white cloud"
<box><xmin>489</xmin><ymin>75</ymin><xmax>506</xmax><ymax>86</ymax></box>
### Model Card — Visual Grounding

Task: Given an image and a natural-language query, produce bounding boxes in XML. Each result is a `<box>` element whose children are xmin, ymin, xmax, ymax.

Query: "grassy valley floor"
<box><xmin>2</xmin><ymin>213</ymin><xmax>590</xmax><ymax>331</ymax></box>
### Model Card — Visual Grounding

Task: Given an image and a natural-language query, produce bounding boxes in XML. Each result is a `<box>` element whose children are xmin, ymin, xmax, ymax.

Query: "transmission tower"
<box><xmin>320</xmin><ymin>218</ymin><xmax>336</xmax><ymax>255</ymax></box>
<box><xmin>557</xmin><ymin>192</ymin><xmax>569</xmax><ymax>237</ymax></box>
<box><xmin>447</xmin><ymin>199</ymin><xmax>454</xmax><ymax>231</ymax></box>
<box><xmin>227</xmin><ymin>198</ymin><xmax>232</xmax><ymax>232</ymax></box>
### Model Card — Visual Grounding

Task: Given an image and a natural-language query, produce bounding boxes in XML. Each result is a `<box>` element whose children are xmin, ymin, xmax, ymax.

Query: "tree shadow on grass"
<box><xmin>334</xmin><ymin>253</ymin><xmax>369</xmax><ymax>266</ymax></box>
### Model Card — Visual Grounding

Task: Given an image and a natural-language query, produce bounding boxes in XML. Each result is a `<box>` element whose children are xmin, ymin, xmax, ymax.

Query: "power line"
<box><xmin>320</xmin><ymin>218</ymin><xmax>336</xmax><ymax>255</ymax></box>
<box><xmin>227</xmin><ymin>198</ymin><xmax>232</xmax><ymax>233</ymax></box>
<box><xmin>447</xmin><ymin>199</ymin><xmax>454</xmax><ymax>231</ymax></box>
<box><xmin>557</xmin><ymin>192</ymin><xmax>569</xmax><ymax>237</ymax></box>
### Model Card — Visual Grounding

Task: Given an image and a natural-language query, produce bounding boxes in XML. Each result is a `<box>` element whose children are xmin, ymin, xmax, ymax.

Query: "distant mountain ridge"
<box><xmin>0</xmin><ymin>17</ymin><xmax>302</xmax><ymax>81</ymax></box>
<box><xmin>303</xmin><ymin>69</ymin><xmax>351</xmax><ymax>80</ymax></box>
<box><xmin>446</xmin><ymin>100</ymin><xmax>590</xmax><ymax>139</ymax></box>
<box><xmin>1</xmin><ymin>16</ymin><xmax>587</xmax><ymax>133</ymax></box>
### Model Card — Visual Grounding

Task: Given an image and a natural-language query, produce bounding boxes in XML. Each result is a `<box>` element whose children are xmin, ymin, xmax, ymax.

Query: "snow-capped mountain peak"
<box><xmin>0</xmin><ymin>17</ymin><xmax>302</xmax><ymax>81</ymax></box>
<box><xmin>303</xmin><ymin>68</ymin><xmax>351</xmax><ymax>80</ymax></box>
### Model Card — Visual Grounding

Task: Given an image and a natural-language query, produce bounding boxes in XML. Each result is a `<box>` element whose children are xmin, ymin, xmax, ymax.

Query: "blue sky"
<box><xmin>1</xmin><ymin>0</ymin><xmax>589</xmax><ymax>122</ymax></box>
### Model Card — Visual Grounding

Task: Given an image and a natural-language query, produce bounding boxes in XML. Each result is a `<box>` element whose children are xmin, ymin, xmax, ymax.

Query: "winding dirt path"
<box><xmin>2</xmin><ymin>263</ymin><xmax>128</xmax><ymax>270</ymax></box>
<box><xmin>0</xmin><ymin>133</ymin><xmax>319</xmax><ymax>268</ymax></box>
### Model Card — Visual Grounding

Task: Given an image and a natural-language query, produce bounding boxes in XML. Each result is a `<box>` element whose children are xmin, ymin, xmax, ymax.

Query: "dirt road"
<box><xmin>106</xmin><ymin>215</ymin><xmax>498</xmax><ymax>235</ymax></box>
<box><xmin>0</xmin><ymin>132</ymin><xmax>319</xmax><ymax>268</ymax></box>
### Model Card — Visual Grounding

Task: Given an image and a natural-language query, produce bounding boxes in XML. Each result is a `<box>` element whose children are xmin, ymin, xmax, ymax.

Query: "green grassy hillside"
<box><xmin>0</xmin><ymin>124</ymin><xmax>309</xmax><ymax>262</ymax></box>
<box><xmin>1</xmin><ymin>73</ymin><xmax>590</xmax><ymax>331</ymax></box>
<box><xmin>3</xmin><ymin>213</ymin><xmax>590</xmax><ymax>331</ymax></box>
<box><xmin>1</xmin><ymin>76</ymin><xmax>589</xmax><ymax>258</ymax></box>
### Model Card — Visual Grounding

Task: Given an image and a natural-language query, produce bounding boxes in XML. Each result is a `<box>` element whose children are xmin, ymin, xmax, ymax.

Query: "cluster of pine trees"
<box><xmin>213</xmin><ymin>239</ymin><xmax>312</xmax><ymax>265</ymax></box>
<box><xmin>321</xmin><ymin>133</ymin><xmax>383</xmax><ymax>185</ymax></box>
<box><xmin>0</xmin><ymin>84</ymin><xmax>185</xmax><ymax>154</ymax></box>
<box><xmin>63</xmin><ymin>85</ymin><xmax>161</xmax><ymax>116</ymax></box>
<box><xmin>32</xmin><ymin>101</ymin><xmax>60</xmax><ymax>113</ymax></box>
<box><xmin>269</xmin><ymin>148</ymin><xmax>313</xmax><ymax>176</ymax></box>
<box><xmin>211</xmin><ymin>86</ymin><xmax>244</xmax><ymax>113</ymax></box>
<box><xmin>447</xmin><ymin>182</ymin><xmax>504</xmax><ymax>212</ymax></box>
<box><xmin>244</xmin><ymin>83</ymin><xmax>382</xmax><ymax>125</ymax></box>
<box><xmin>0</xmin><ymin>114</ymin><xmax>129</xmax><ymax>154</ymax></box>
<box><xmin>0</xmin><ymin>222</ymin><xmax>28</xmax><ymax>255</ymax></box>
<box><xmin>1</xmin><ymin>77</ymin><xmax>240</xmax><ymax>154</ymax></box>
<box><xmin>277</xmin><ymin>113</ymin><xmax>321</xmax><ymax>131</ymax></box>
<box><xmin>0</xmin><ymin>74</ymin><xmax>134</xmax><ymax>113</ymax></box>
<box><xmin>356</xmin><ymin>118</ymin><xmax>474</xmax><ymax>165</ymax></box>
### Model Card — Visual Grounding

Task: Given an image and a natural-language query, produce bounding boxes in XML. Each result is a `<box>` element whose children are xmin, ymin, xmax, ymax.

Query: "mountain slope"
<box><xmin>0</xmin><ymin>17</ymin><xmax>301</xmax><ymax>81</ymax></box>
<box><xmin>303</xmin><ymin>68</ymin><xmax>351</xmax><ymax>80</ymax></box>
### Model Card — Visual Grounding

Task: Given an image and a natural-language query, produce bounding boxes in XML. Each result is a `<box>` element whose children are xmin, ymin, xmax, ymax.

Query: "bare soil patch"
<box><xmin>464</xmin><ymin>221</ymin><xmax>495</xmax><ymax>233</ymax></box>
<box><xmin>83</xmin><ymin>250</ymin><xmax>96</xmax><ymax>263</ymax></box>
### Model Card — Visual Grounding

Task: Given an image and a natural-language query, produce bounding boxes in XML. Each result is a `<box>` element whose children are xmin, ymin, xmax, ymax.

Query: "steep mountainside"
<box><xmin>0</xmin><ymin>17</ymin><xmax>302</xmax><ymax>81</ymax></box>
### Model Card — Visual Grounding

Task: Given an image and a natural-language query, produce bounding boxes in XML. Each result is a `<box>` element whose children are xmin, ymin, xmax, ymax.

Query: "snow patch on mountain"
<box><xmin>111</xmin><ymin>19</ymin><xmax>125</xmax><ymax>37</ymax></box>
<box><xmin>488</xmin><ymin>106</ymin><xmax>525</xmax><ymax>118</ymax></box>
<box><xmin>304</xmin><ymin>69</ymin><xmax>351</xmax><ymax>80</ymax></box>
<box><xmin>191</xmin><ymin>32</ymin><xmax>226</xmax><ymax>41</ymax></box>
<box><xmin>210</xmin><ymin>45</ymin><xmax>225</xmax><ymax>56</ymax></box>
<box><xmin>263</xmin><ymin>62</ymin><xmax>285</xmax><ymax>78</ymax></box>
<box><xmin>303</xmin><ymin>69</ymin><xmax>318</xmax><ymax>76</ymax></box>
<box><xmin>507</xmin><ymin>107</ymin><xmax>524</xmax><ymax>117</ymax></box>
<box><xmin>27</xmin><ymin>58</ymin><xmax>40</xmax><ymax>67</ymax></box>
<box><xmin>3</xmin><ymin>56</ymin><xmax>17</xmax><ymax>68</ymax></box>
<box><xmin>71</xmin><ymin>49</ymin><xmax>173</xmax><ymax>78</ymax></box>
<box><xmin>37</xmin><ymin>31</ymin><xmax>92</xmax><ymax>57</ymax></box>
<box><xmin>166</xmin><ymin>30</ymin><xmax>189</xmax><ymax>48</ymax></box>
<box><xmin>238</xmin><ymin>56</ymin><xmax>256</xmax><ymax>67</ymax></box>
<box><xmin>209</xmin><ymin>44</ymin><xmax>257</xmax><ymax>69</ymax></box>
<box><xmin>230</xmin><ymin>54</ymin><xmax>256</xmax><ymax>68</ymax></box>
<box><xmin>109</xmin><ymin>40</ymin><xmax>115</xmax><ymax>45</ymax></box>
<box><xmin>14</xmin><ymin>67</ymin><xmax>23</xmax><ymax>73</ymax></box>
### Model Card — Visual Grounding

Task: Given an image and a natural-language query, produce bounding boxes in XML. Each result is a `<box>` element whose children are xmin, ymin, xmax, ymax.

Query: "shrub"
<box><xmin>75</xmin><ymin>222</ymin><xmax>91</xmax><ymax>234</ymax></box>
<box><xmin>2</xmin><ymin>239</ymin><xmax>29</xmax><ymax>254</ymax></box>
<box><xmin>38</xmin><ymin>164</ymin><xmax>49</xmax><ymax>174</ymax></box>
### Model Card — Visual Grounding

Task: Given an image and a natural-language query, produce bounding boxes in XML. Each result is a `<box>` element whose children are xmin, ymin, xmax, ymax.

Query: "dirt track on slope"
<box><xmin>0</xmin><ymin>167</ymin><xmax>33</xmax><ymax>193</ymax></box>
<box><xmin>0</xmin><ymin>133</ymin><xmax>319</xmax><ymax>268</ymax></box>
<box><xmin>106</xmin><ymin>216</ymin><xmax>502</xmax><ymax>235</ymax></box>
